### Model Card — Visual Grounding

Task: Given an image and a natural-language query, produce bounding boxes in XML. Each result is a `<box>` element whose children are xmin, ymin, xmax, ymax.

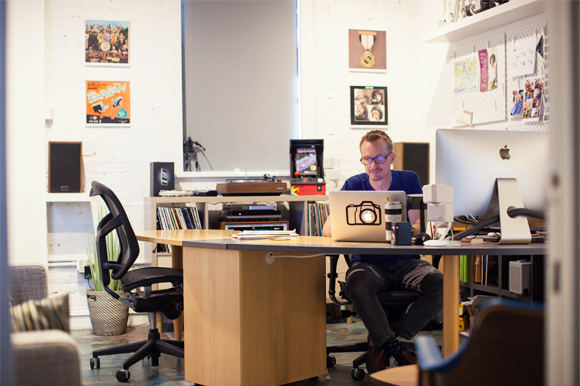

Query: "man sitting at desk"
<box><xmin>322</xmin><ymin>130</ymin><xmax>443</xmax><ymax>372</ymax></box>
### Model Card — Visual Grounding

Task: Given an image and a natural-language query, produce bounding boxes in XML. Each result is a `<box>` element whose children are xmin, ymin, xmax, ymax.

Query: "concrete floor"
<box><xmin>75</xmin><ymin>320</ymin><xmax>448</xmax><ymax>385</ymax></box>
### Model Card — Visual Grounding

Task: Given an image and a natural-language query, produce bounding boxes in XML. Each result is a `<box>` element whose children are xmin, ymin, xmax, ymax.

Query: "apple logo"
<box><xmin>499</xmin><ymin>145</ymin><xmax>511</xmax><ymax>160</ymax></box>
<box><xmin>361</xmin><ymin>210</ymin><xmax>376</xmax><ymax>223</ymax></box>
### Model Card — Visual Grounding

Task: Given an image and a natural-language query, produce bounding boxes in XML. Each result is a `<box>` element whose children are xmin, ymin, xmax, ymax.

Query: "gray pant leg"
<box><xmin>345</xmin><ymin>263</ymin><xmax>395</xmax><ymax>347</ymax></box>
<box><xmin>389</xmin><ymin>259</ymin><xmax>443</xmax><ymax>340</ymax></box>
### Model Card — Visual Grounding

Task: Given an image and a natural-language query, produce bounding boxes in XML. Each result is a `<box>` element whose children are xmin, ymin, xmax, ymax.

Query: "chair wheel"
<box><xmin>116</xmin><ymin>369</ymin><xmax>130</xmax><ymax>382</ymax></box>
<box><xmin>90</xmin><ymin>357</ymin><xmax>100</xmax><ymax>369</ymax></box>
<box><xmin>351</xmin><ymin>367</ymin><xmax>365</xmax><ymax>380</ymax></box>
<box><xmin>327</xmin><ymin>354</ymin><xmax>337</xmax><ymax>368</ymax></box>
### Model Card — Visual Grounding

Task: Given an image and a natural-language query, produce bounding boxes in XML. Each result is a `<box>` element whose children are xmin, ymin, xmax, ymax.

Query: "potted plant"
<box><xmin>86</xmin><ymin>206</ymin><xmax>129</xmax><ymax>336</ymax></box>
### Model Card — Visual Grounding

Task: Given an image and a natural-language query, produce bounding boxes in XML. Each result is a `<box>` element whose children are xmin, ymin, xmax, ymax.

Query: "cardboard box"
<box><xmin>458</xmin><ymin>304</ymin><xmax>470</xmax><ymax>331</ymax></box>
<box><xmin>462</xmin><ymin>295</ymin><xmax>494</xmax><ymax>332</ymax></box>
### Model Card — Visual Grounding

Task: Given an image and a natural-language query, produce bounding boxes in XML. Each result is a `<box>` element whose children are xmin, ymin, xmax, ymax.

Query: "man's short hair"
<box><xmin>359</xmin><ymin>130</ymin><xmax>393</xmax><ymax>152</ymax></box>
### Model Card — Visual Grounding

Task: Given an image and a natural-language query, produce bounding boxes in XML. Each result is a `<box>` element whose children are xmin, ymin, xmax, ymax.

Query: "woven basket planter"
<box><xmin>87</xmin><ymin>290</ymin><xmax>129</xmax><ymax>336</ymax></box>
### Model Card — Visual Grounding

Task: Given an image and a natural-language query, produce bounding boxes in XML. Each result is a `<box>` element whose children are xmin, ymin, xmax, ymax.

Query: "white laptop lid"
<box><xmin>329</xmin><ymin>191</ymin><xmax>407</xmax><ymax>242</ymax></box>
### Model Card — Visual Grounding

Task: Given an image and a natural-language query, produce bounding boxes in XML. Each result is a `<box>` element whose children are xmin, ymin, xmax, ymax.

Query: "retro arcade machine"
<box><xmin>290</xmin><ymin>139</ymin><xmax>326</xmax><ymax>195</ymax></box>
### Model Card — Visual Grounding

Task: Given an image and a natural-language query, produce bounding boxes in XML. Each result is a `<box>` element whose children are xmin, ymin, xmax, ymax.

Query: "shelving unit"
<box><xmin>420</xmin><ymin>0</ymin><xmax>547</xmax><ymax>43</ymax></box>
<box><xmin>46</xmin><ymin>193</ymin><xmax>92</xmax><ymax>265</ymax></box>
<box><xmin>461</xmin><ymin>254</ymin><xmax>545</xmax><ymax>304</ymax></box>
<box><xmin>144</xmin><ymin>194</ymin><xmax>328</xmax><ymax>265</ymax></box>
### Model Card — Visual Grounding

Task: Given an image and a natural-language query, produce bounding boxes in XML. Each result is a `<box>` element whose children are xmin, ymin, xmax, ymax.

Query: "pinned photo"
<box><xmin>522</xmin><ymin>77</ymin><xmax>544</xmax><ymax>122</ymax></box>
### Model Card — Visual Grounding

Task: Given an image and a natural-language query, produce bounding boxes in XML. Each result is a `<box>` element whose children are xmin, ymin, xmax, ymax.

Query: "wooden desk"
<box><xmin>136</xmin><ymin>230</ymin><xmax>545</xmax><ymax>386</ymax></box>
<box><xmin>370</xmin><ymin>365</ymin><xmax>418</xmax><ymax>386</ymax></box>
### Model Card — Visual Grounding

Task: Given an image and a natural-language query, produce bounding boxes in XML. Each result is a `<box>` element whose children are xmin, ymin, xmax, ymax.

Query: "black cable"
<box><xmin>507</xmin><ymin>208</ymin><xmax>545</xmax><ymax>220</ymax></box>
<box><xmin>453</xmin><ymin>207</ymin><xmax>545</xmax><ymax>240</ymax></box>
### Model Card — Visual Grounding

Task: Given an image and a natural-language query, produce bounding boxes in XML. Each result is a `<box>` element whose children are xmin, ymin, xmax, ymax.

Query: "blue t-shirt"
<box><xmin>341</xmin><ymin>170</ymin><xmax>422</xmax><ymax>264</ymax></box>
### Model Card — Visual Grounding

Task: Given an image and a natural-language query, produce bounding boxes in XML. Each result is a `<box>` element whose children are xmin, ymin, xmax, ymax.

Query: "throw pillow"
<box><xmin>10</xmin><ymin>293</ymin><xmax>70</xmax><ymax>333</ymax></box>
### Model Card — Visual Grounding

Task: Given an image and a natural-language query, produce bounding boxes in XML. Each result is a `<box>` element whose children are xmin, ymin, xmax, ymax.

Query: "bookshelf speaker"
<box><xmin>393</xmin><ymin>142</ymin><xmax>430</xmax><ymax>186</ymax></box>
<box><xmin>48</xmin><ymin>142</ymin><xmax>82</xmax><ymax>193</ymax></box>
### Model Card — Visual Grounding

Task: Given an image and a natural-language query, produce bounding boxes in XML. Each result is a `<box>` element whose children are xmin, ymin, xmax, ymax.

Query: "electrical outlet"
<box><xmin>77</xmin><ymin>259</ymin><xmax>89</xmax><ymax>273</ymax></box>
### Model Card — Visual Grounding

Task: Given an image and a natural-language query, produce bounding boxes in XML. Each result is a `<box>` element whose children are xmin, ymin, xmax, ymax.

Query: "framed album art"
<box><xmin>350</xmin><ymin>86</ymin><xmax>388</xmax><ymax>126</ymax></box>
<box><xmin>86</xmin><ymin>81</ymin><xmax>131</xmax><ymax>126</ymax></box>
<box><xmin>348</xmin><ymin>29</ymin><xmax>386</xmax><ymax>72</ymax></box>
<box><xmin>85</xmin><ymin>20</ymin><xmax>129</xmax><ymax>66</ymax></box>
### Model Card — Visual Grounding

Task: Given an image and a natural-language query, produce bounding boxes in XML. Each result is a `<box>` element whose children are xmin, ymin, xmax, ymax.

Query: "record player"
<box><xmin>216</xmin><ymin>174</ymin><xmax>288</xmax><ymax>196</ymax></box>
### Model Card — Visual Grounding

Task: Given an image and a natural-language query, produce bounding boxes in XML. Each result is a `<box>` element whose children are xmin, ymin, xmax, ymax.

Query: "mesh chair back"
<box><xmin>89</xmin><ymin>181</ymin><xmax>140</xmax><ymax>288</ymax></box>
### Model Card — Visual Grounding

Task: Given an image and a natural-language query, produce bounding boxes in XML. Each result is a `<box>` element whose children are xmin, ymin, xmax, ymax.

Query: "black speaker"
<box><xmin>48</xmin><ymin>142</ymin><xmax>82</xmax><ymax>193</ymax></box>
<box><xmin>393</xmin><ymin>142</ymin><xmax>430</xmax><ymax>187</ymax></box>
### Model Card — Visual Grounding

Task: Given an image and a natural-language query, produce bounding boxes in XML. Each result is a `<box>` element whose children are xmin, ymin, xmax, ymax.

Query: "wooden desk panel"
<box><xmin>183</xmin><ymin>246</ymin><xmax>326</xmax><ymax>386</ymax></box>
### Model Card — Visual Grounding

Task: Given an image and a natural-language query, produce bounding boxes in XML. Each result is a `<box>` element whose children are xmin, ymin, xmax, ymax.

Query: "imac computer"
<box><xmin>435</xmin><ymin>128</ymin><xmax>549</xmax><ymax>244</ymax></box>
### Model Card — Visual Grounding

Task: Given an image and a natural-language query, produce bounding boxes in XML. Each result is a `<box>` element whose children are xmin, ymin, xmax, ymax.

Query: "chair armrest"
<box><xmin>11</xmin><ymin>330</ymin><xmax>81</xmax><ymax>386</ymax></box>
<box><xmin>415</xmin><ymin>336</ymin><xmax>443</xmax><ymax>370</ymax></box>
<box><xmin>416</xmin><ymin>335</ymin><xmax>468</xmax><ymax>373</ymax></box>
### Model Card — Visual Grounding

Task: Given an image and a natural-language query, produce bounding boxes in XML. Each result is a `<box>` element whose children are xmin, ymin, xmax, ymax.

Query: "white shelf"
<box><xmin>175</xmin><ymin>170</ymin><xmax>290</xmax><ymax>179</ymax></box>
<box><xmin>420</xmin><ymin>0</ymin><xmax>547</xmax><ymax>43</ymax></box>
<box><xmin>46</xmin><ymin>193</ymin><xmax>90</xmax><ymax>203</ymax></box>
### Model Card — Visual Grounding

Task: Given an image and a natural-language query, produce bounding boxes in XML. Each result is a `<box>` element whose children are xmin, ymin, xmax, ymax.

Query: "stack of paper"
<box><xmin>231</xmin><ymin>230</ymin><xmax>299</xmax><ymax>240</ymax></box>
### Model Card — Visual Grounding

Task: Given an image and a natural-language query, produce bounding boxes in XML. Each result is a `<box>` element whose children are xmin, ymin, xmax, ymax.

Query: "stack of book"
<box><xmin>470</xmin><ymin>255</ymin><xmax>499</xmax><ymax>286</ymax></box>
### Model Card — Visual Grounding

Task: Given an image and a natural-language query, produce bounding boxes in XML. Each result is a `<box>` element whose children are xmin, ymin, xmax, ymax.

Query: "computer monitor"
<box><xmin>435</xmin><ymin>129</ymin><xmax>549</xmax><ymax>243</ymax></box>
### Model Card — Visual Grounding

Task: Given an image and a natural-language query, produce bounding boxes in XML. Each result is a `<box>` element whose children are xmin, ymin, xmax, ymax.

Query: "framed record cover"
<box><xmin>85</xmin><ymin>20</ymin><xmax>129</xmax><ymax>66</ymax></box>
<box><xmin>350</xmin><ymin>86</ymin><xmax>387</xmax><ymax>126</ymax></box>
<box><xmin>86</xmin><ymin>81</ymin><xmax>131</xmax><ymax>126</ymax></box>
<box><xmin>348</xmin><ymin>29</ymin><xmax>386</xmax><ymax>72</ymax></box>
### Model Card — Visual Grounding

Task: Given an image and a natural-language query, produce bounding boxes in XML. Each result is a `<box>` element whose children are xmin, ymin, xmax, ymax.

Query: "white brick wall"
<box><xmin>303</xmin><ymin>0</ymin><xmax>429</xmax><ymax>187</ymax></box>
<box><xmin>43</xmin><ymin>0</ymin><xmax>183</xmax><ymax>320</ymax></box>
<box><xmin>39</xmin><ymin>0</ymin><xmax>434</xmax><ymax>321</ymax></box>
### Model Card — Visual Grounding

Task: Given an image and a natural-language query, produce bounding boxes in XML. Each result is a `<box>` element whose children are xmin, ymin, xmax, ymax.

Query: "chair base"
<box><xmin>91</xmin><ymin>328</ymin><xmax>184</xmax><ymax>381</ymax></box>
<box><xmin>326</xmin><ymin>341</ymin><xmax>417</xmax><ymax>381</ymax></box>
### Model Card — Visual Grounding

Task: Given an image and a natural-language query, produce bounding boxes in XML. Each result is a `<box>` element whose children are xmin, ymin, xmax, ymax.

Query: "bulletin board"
<box><xmin>452</xmin><ymin>33</ymin><xmax>506</xmax><ymax>126</ymax></box>
<box><xmin>506</xmin><ymin>20</ymin><xmax>548</xmax><ymax>132</ymax></box>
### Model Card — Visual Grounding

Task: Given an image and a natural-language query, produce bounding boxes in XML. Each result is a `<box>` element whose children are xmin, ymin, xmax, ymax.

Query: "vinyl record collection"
<box><xmin>306</xmin><ymin>201</ymin><xmax>329</xmax><ymax>236</ymax></box>
<box><xmin>156</xmin><ymin>204</ymin><xmax>202</xmax><ymax>252</ymax></box>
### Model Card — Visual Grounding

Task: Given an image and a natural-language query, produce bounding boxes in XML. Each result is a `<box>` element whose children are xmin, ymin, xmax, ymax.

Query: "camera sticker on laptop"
<box><xmin>346</xmin><ymin>201</ymin><xmax>382</xmax><ymax>226</ymax></box>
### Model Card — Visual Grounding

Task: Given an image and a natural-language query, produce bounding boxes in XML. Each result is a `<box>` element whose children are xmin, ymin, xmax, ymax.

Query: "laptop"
<box><xmin>329</xmin><ymin>190</ymin><xmax>407</xmax><ymax>242</ymax></box>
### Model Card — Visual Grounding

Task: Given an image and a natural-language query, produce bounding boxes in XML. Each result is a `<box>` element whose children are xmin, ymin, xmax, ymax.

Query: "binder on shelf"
<box><xmin>474</xmin><ymin>255</ymin><xmax>482</xmax><ymax>283</ymax></box>
<box><xmin>460</xmin><ymin>255</ymin><xmax>471</xmax><ymax>283</ymax></box>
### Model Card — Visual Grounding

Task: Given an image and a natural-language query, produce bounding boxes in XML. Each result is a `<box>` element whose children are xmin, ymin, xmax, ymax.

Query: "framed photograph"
<box><xmin>350</xmin><ymin>86</ymin><xmax>387</xmax><ymax>126</ymax></box>
<box><xmin>86</xmin><ymin>81</ymin><xmax>131</xmax><ymax>126</ymax></box>
<box><xmin>348</xmin><ymin>30</ymin><xmax>386</xmax><ymax>72</ymax></box>
<box><xmin>85</xmin><ymin>20</ymin><xmax>129</xmax><ymax>66</ymax></box>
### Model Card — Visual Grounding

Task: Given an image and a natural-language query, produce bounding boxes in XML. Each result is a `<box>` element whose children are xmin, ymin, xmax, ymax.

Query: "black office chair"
<box><xmin>88</xmin><ymin>181</ymin><xmax>185</xmax><ymax>382</ymax></box>
<box><xmin>326</xmin><ymin>254</ymin><xmax>440</xmax><ymax>381</ymax></box>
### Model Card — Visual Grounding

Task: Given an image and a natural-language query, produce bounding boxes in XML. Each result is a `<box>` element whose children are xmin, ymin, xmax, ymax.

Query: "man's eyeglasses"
<box><xmin>360</xmin><ymin>152</ymin><xmax>392</xmax><ymax>165</ymax></box>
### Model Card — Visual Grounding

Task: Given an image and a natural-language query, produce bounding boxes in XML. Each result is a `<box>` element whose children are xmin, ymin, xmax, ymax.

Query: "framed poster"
<box><xmin>350</xmin><ymin>86</ymin><xmax>387</xmax><ymax>126</ymax></box>
<box><xmin>348</xmin><ymin>30</ymin><xmax>386</xmax><ymax>72</ymax></box>
<box><xmin>86</xmin><ymin>81</ymin><xmax>131</xmax><ymax>126</ymax></box>
<box><xmin>85</xmin><ymin>20</ymin><xmax>129</xmax><ymax>65</ymax></box>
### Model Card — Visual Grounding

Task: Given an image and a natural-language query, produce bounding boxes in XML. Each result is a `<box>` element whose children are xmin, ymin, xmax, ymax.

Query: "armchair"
<box><xmin>9</xmin><ymin>263</ymin><xmax>81</xmax><ymax>386</ymax></box>
<box><xmin>88</xmin><ymin>181</ymin><xmax>184</xmax><ymax>382</ymax></box>
<box><xmin>415</xmin><ymin>299</ymin><xmax>544</xmax><ymax>386</ymax></box>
